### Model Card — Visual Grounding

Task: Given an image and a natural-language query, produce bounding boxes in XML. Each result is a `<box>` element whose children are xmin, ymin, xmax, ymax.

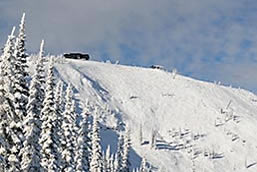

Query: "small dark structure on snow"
<box><xmin>150</xmin><ymin>65</ymin><xmax>165</xmax><ymax>70</ymax></box>
<box><xmin>63</xmin><ymin>53</ymin><xmax>90</xmax><ymax>60</ymax></box>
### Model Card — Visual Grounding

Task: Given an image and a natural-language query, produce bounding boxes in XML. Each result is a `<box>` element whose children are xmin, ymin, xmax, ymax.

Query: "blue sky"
<box><xmin>1</xmin><ymin>0</ymin><xmax>257</xmax><ymax>92</ymax></box>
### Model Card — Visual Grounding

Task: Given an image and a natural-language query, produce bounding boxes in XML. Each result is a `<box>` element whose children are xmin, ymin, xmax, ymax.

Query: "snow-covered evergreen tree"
<box><xmin>75</xmin><ymin>107</ymin><xmax>91</xmax><ymax>172</ymax></box>
<box><xmin>0</xmin><ymin>26</ymin><xmax>16</xmax><ymax>106</ymax></box>
<box><xmin>28</xmin><ymin>40</ymin><xmax>45</xmax><ymax>112</ymax></box>
<box><xmin>83</xmin><ymin>99</ymin><xmax>92</xmax><ymax>117</ymax></box>
<box><xmin>19</xmin><ymin>39</ymin><xmax>48</xmax><ymax>172</ymax></box>
<box><xmin>102</xmin><ymin>151</ymin><xmax>107</xmax><ymax>172</ymax></box>
<box><xmin>0</xmin><ymin>52</ymin><xmax>14</xmax><ymax>171</ymax></box>
<box><xmin>20</xmin><ymin>89</ymin><xmax>42</xmax><ymax>171</ymax></box>
<box><xmin>61</xmin><ymin>84</ymin><xmax>77</xmax><ymax>171</ymax></box>
<box><xmin>54</xmin><ymin>81</ymin><xmax>64</xmax><ymax>145</ymax></box>
<box><xmin>39</xmin><ymin>58</ymin><xmax>61</xmax><ymax>171</ymax></box>
<box><xmin>12</xmin><ymin>12</ymin><xmax>29</xmax><ymax>119</ymax></box>
<box><xmin>0</xmin><ymin>26</ymin><xmax>24</xmax><ymax>171</ymax></box>
<box><xmin>140</xmin><ymin>157</ymin><xmax>147</xmax><ymax>172</ymax></box>
<box><xmin>90</xmin><ymin>108</ymin><xmax>103</xmax><ymax>172</ymax></box>
<box><xmin>114</xmin><ymin>153</ymin><xmax>119</xmax><ymax>172</ymax></box>
<box><xmin>16</xmin><ymin>13</ymin><xmax>29</xmax><ymax>79</ymax></box>
<box><xmin>105</xmin><ymin>145</ymin><xmax>111</xmax><ymax>172</ymax></box>
<box><xmin>132</xmin><ymin>168</ymin><xmax>139</xmax><ymax>172</ymax></box>
<box><xmin>115</xmin><ymin>133</ymin><xmax>124</xmax><ymax>172</ymax></box>
<box><xmin>122</xmin><ymin>129</ymin><xmax>131</xmax><ymax>172</ymax></box>
<box><xmin>35</xmin><ymin>40</ymin><xmax>46</xmax><ymax>103</ymax></box>
<box><xmin>109</xmin><ymin>154</ymin><xmax>114</xmax><ymax>172</ymax></box>
<box><xmin>1</xmin><ymin>26</ymin><xmax>16</xmax><ymax>83</ymax></box>
<box><xmin>55</xmin><ymin>81</ymin><xmax>64</xmax><ymax>115</ymax></box>
<box><xmin>102</xmin><ymin>145</ymin><xmax>112</xmax><ymax>172</ymax></box>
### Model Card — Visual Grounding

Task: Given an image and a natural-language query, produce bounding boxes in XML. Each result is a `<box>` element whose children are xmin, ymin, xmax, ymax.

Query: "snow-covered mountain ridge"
<box><xmin>55</xmin><ymin>59</ymin><xmax>257</xmax><ymax>172</ymax></box>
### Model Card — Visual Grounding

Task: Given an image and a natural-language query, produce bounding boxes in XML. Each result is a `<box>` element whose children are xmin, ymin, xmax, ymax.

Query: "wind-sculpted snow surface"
<box><xmin>55</xmin><ymin>59</ymin><xmax>257</xmax><ymax>172</ymax></box>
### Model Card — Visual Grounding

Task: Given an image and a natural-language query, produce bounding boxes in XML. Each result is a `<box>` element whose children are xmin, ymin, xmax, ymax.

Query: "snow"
<box><xmin>55</xmin><ymin>59</ymin><xmax>257</xmax><ymax>172</ymax></box>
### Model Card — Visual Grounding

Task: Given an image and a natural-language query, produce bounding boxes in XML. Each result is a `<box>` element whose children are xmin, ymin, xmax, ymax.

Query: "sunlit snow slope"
<box><xmin>55</xmin><ymin>59</ymin><xmax>257</xmax><ymax>172</ymax></box>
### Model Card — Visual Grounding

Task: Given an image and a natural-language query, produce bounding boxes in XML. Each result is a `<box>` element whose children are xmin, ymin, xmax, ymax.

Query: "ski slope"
<box><xmin>55</xmin><ymin>58</ymin><xmax>257</xmax><ymax>172</ymax></box>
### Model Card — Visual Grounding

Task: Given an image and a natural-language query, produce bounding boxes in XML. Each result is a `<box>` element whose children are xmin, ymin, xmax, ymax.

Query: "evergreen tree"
<box><xmin>0</xmin><ymin>27</ymin><xmax>24</xmax><ymax>171</ymax></box>
<box><xmin>75</xmin><ymin>107</ymin><xmax>91</xmax><ymax>172</ymax></box>
<box><xmin>39</xmin><ymin>58</ymin><xmax>61</xmax><ymax>171</ymax></box>
<box><xmin>114</xmin><ymin>153</ymin><xmax>119</xmax><ymax>172</ymax></box>
<box><xmin>105</xmin><ymin>145</ymin><xmax>111</xmax><ymax>172</ymax></box>
<box><xmin>1</xmin><ymin>27</ymin><xmax>16</xmax><ymax>111</ymax></box>
<box><xmin>10</xmin><ymin>14</ymin><xmax>30</xmax><ymax>171</ymax></box>
<box><xmin>132</xmin><ymin>168</ymin><xmax>136</xmax><ymax>172</ymax></box>
<box><xmin>55</xmin><ymin>81</ymin><xmax>64</xmax><ymax>115</ymax></box>
<box><xmin>140</xmin><ymin>157</ymin><xmax>147</xmax><ymax>172</ymax></box>
<box><xmin>109</xmin><ymin>154</ymin><xmax>114</xmax><ymax>172</ymax></box>
<box><xmin>122</xmin><ymin>130</ymin><xmax>131</xmax><ymax>172</ymax></box>
<box><xmin>31</xmin><ymin>40</ymin><xmax>46</xmax><ymax>110</ymax></box>
<box><xmin>102</xmin><ymin>145</ymin><xmax>111</xmax><ymax>172</ymax></box>
<box><xmin>83</xmin><ymin>99</ymin><xmax>92</xmax><ymax>117</ymax></box>
<box><xmin>54</xmin><ymin>81</ymin><xmax>64</xmax><ymax>154</ymax></box>
<box><xmin>0</xmin><ymin>52</ymin><xmax>14</xmax><ymax>171</ymax></box>
<box><xmin>90</xmin><ymin>108</ymin><xmax>103</xmax><ymax>172</ymax></box>
<box><xmin>20</xmin><ymin>40</ymin><xmax>48</xmax><ymax>172</ymax></box>
<box><xmin>102</xmin><ymin>151</ymin><xmax>107</xmax><ymax>172</ymax></box>
<box><xmin>16</xmin><ymin>13</ymin><xmax>29</xmax><ymax>79</ymax></box>
<box><xmin>116</xmin><ymin>133</ymin><xmax>124</xmax><ymax>172</ymax></box>
<box><xmin>61</xmin><ymin>84</ymin><xmax>77</xmax><ymax>171</ymax></box>
<box><xmin>36</xmin><ymin>40</ymin><xmax>46</xmax><ymax>103</ymax></box>
<box><xmin>12</xmin><ymin>12</ymin><xmax>29</xmax><ymax>119</ymax></box>
<box><xmin>1</xmin><ymin>27</ymin><xmax>16</xmax><ymax>93</ymax></box>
